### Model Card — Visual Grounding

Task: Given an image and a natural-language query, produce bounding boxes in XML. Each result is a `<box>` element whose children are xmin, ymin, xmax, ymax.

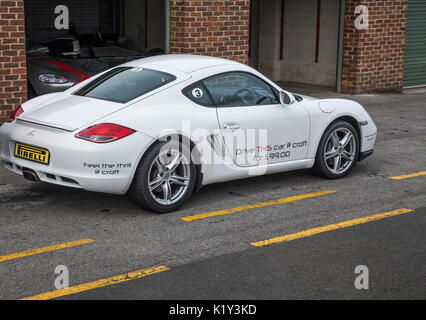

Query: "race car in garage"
<box><xmin>26</xmin><ymin>36</ymin><xmax>163</xmax><ymax>98</ymax></box>
<box><xmin>0</xmin><ymin>55</ymin><xmax>377</xmax><ymax>213</ymax></box>
<box><xmin>26</xmin><ymin>36</ymin><xmax>143</xmax><ymax>98</ymax></box>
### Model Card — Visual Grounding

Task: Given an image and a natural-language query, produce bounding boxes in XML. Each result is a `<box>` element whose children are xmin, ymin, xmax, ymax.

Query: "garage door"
<box><xmin>403</xmin><ymin>0</ymin><xmax>426</xmax><ymax>87</ymax></box>
<box><xmin>25</xmin><ymin>0</ymin><xmax>100</xmax><ymax>45</ymax></box>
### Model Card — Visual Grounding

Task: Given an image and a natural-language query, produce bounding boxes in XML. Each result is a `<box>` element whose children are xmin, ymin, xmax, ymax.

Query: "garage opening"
<box><xmin>250</xmin><ymin>0</ymin><xmax>341</xmax><ymax>90</ymax></box>
<box><xmin>24</xmin><ymin>0</ymin><xmax>168</xmax><ymax>97</ymax></box>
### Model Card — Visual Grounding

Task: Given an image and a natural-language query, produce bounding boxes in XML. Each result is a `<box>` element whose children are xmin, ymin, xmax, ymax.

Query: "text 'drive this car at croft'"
<box><xmin>0</xmin><ymin>54</ymin><xmax>377</xmax><ymax>213</ymax></box>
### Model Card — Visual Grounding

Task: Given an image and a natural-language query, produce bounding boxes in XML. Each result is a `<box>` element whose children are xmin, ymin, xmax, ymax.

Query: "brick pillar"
<box><xmin>169</xmin><ymin>0</ymin><xmax>250</xmax><ymax>65</ymax></box>
<box><xmin>341</xmin><ymin>0</ymin><xmax>408</xmax><ymax>93</ymax></box>
<box><xmin>0</xmin><ymin>0</ymin><xmax>27</xmax><ymax>124</ymax></box>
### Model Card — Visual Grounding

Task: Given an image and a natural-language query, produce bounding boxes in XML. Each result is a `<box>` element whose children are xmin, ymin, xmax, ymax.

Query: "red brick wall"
<box><xmin>0</xmin><ymin>0</ymin><xmax>26</xmax><ymax>124</ymax></box>
<box><xmin>341</xmin><ymin>0</ymin><xmax>408</xmax><ymax>93</ymax></box>
<box><xmin>169</xmin><ymin>0</ymin><xmax>250</xmax><ymax>64</ymax></box>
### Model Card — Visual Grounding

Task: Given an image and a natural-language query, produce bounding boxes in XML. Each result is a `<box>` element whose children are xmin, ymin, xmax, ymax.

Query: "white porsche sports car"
<box><xmin>0</xmin><ymin>55</ymin><xmax>377</xmax><ymax>213</ymax></box>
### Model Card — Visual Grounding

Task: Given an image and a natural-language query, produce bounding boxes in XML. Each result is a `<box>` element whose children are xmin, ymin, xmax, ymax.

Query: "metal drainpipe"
<box><xmin>165</xmin><ymin>0</ymin><xmax>170</xmax><ymax>54</ymax></box>
<box><xmin>336</xmin><ymin>0</ymin><xmax>346</xmax><ymax>93</ymax></box>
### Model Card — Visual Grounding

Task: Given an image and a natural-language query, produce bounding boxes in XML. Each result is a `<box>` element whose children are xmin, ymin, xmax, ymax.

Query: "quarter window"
<box><xmin>182</xmin><ymin>82</ymin><xmax>215</xmax><ymax>107</ymax></box>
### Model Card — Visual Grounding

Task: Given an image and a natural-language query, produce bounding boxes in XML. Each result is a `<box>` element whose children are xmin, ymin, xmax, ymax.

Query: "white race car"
<box><xmin>0</xmin><ymin>55</ymin><xmax>377</xmax><ymax>213</ymax></box>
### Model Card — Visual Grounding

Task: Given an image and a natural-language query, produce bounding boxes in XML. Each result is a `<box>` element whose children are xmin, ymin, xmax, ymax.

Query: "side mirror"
<box><xmin>279</xmin><ymin>90</ymin><xmax>296</xmax><ymax>105</ymax></box>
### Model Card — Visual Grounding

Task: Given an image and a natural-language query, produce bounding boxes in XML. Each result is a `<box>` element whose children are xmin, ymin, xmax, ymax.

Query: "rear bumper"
<box><xmin>358</xmin><ymin>149</ymin><xmax>374</xmax><ymax>161</ymax></box>
<box><xmin>0</xmin><ymin>121</ymin><xmax>154</xmax><ymax>195</ymax></box>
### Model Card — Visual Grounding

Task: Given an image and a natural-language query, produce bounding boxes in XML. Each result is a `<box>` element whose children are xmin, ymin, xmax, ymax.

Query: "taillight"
<box><xmin>75</xmin><ymin>123</ymin><xmax>135</xmax><ymax>143</ymax></box>
<box><xmin>7</xmin><ymin>106</ymin><xmax>24</xmax><ymax>123</ymax></box>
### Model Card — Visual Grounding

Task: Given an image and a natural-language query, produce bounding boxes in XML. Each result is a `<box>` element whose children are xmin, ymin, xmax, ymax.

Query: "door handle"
<box><xmin>223</xmin><ymin>123</ymin><xmax>240</xmax><ymax>130</ymax></box>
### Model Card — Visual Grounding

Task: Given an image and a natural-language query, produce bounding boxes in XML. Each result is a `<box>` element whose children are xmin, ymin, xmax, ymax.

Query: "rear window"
<box><xmin>74</xmin><ymin>67</ymin><xmax>176</xmax><ymax>103</ymax></box>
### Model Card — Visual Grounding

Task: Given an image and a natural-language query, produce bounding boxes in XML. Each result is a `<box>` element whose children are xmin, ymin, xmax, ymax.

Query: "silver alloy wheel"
<box><xmin>148</xmin><ymin>149</ymin><xmax>191</xmax><ymax>205</ymax></box>
<box><xmin>323</xmin><ymin>127</ymin><xmax>356</xmax><ymax>174</ymax></box>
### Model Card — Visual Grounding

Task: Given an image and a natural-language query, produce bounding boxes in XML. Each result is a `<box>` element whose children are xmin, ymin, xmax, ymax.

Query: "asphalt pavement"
<box><xmin>0</xmin><ymin>90</ymin><xmax>425</xmax><ymax>300</ymax></box>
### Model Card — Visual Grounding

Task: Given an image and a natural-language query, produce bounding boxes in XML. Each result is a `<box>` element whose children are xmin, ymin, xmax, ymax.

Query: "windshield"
<box><xmin>74</xmin><ymin>67</ymin><xmax>176</xmax><ymax>103</ymax></box>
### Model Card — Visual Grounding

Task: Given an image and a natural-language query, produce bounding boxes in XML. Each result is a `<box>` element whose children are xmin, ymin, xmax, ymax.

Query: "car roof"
<box><xmin>127</xmin><ymin>54</ymin><xmax>241</xmax><ymax>74</ymax></box>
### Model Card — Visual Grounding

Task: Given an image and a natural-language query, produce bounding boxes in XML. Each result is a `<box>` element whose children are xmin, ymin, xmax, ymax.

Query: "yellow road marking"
<box><xmin>251</xmin><ymin>208</ymin><xmax>414</xmax><ymax>247</ymax></box>
<box><xmin>0</xmin><ymin>239</ymin><xmax>95</xmax><ymax>263</ymax></box>
<box><xmin>21</xmin><ymin>265</ymin><xmax>170</xmax><ymax>300</ymax></box>
<box><xmin>389</xmin><ymin>171</ymin><xmax>426</xmax><ymax>180</ymax></box>
<box><xmin>182</xmin><ymin>190</ymin><xmax>336</xmax><ymax>222</ymax></box>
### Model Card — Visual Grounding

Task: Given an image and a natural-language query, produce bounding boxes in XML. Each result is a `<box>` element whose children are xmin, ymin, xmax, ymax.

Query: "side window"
<box><xmin>202</xmin><ymin>72</ymin><xmax>280</xmax><ymax>107</ymax></box>
<box><xmin>182</xmin><ymin>82</ymin><xmax>215</xmax><ymax>107</ymax></box>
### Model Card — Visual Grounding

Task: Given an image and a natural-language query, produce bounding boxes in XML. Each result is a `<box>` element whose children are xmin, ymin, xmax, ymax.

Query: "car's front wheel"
<box><xmin>129</xmin><ymin>141</ymin><xmax>196</xmax><ymax>213</ymax></box>
<box><xmin>313</xmin><ymin>120</ymin><xmax>359</xmax><ymax>179</ymax></box>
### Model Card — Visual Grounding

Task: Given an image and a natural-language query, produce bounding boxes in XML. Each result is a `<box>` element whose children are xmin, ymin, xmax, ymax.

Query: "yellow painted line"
<box><xmin>182</xmin><ymin>190</ymin><xmax>336</xmax><ymax>222</ymax></box>
<box><xmin>251</xmin><ymin>208</ymin><xmax>414</xmax><ymax>247</ymax></box>
<box><xmin>21</xmin><ymin>265</ymin><xmax>170</xmax><ymax>300</ymax></box>
<box><xmin>0</xmin><ymin>239</ymin><xmax>95</xmax><ymax>263</ymax></box>
<box><xmin>389</xmin><ymin>171</ymin><xmax>426</xmax><ymax>180</ymax></box>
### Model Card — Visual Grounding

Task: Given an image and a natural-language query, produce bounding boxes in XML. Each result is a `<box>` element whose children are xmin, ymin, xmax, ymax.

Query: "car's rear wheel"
<box><xmin>313</xmin><ymin>121</ymin><xmax>359</xmax><ymax>179</ymax></box>
<box><xmin>129</xmin><ymin>141</ymin><xmax>196</xmax><ymax>213</ymax></box>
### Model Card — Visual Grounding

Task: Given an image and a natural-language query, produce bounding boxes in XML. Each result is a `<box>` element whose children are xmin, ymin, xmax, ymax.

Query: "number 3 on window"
<box><xmin>192</xmin><ymin>88</ymin><xmax>204</xmax><ymax>98</ymax></box>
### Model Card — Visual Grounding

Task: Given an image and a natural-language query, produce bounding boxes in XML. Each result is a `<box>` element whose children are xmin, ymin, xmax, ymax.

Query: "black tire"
<box><xmin>312</xmin><ymin>120</ymin><xmax>359</xmax><ymax>179</ymax></box>
<box><xmin>129</xmin><ymin>141</ymin><xmax>196</xmax><ymax>213</ymax></box>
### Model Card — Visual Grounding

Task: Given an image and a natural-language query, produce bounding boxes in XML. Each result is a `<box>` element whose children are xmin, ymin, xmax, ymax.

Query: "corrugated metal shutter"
<box><xmin>403</xmin><ymin>0</ymin><xmax>426</xmax><ymax>87</ymax></box>
<box><xmin>25</xmin><ymin>0</ymin><xmax>100</xmax><ymax>45</ymax></box>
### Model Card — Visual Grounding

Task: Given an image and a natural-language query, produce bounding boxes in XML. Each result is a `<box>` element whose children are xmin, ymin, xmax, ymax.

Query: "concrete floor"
<box><xmin>277</xmin><ymin>81</ymin><xmax>347</xmax><ymax>99</ymax></box>
<box><xmin>278</xmin><ymin>81</ymin><xmax>426</xmax><ymax>99</ymax></box>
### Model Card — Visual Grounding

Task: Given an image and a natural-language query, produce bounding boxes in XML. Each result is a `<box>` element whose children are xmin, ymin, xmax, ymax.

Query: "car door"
<box><xmin>202</xmin><ymin>71</ymin><xmax>310</xmax><ymax>167</ymax></box>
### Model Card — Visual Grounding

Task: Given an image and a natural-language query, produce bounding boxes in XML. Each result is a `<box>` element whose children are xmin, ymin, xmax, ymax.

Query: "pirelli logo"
<box><xmin>14</xmin><ymin>143</ymin><xmax>50</xmax><ymax>165</ymax></box>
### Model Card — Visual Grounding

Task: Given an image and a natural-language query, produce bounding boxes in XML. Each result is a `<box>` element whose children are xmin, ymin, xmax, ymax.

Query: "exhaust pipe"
<box><xmin>22</xmin><ymin>168</ymin><xmax>40</xmax><ymax>182</ymax></box>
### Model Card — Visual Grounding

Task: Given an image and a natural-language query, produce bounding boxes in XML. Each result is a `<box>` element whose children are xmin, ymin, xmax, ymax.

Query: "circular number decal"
<box><xmin>192</xmin><ymin>88</ymin><xmax>204</xmax><ymax>98</ymax></box>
